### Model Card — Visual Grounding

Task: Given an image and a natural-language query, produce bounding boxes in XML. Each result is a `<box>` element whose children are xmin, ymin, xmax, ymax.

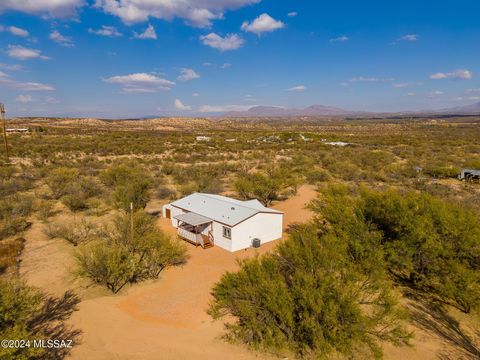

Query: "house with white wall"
<box><xmin>162</xmin><ymin>193</ymin><xmax>283</xmax><ymax>252</ymax></box>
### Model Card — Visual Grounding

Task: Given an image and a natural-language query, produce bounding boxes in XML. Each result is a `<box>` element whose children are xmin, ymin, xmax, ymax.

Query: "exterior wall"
<box><xmin>230</xmin><ymin>213</ymin><xmax>283</xmax><ymax>252</ymax></box>
<box><xmin>162</xmin><ymin>204</ymin><xmax>283</xmax><ymax>252</ymax></box>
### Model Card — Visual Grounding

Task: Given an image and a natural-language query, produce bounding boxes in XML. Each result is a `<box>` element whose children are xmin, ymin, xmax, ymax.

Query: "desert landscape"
<box><xmin>0</xmin><ymin>115</ymin><xmax>479</xmax><ymax>359</ymax></box>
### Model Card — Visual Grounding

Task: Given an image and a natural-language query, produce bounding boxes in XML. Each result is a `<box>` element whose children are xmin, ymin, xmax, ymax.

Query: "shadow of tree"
<box><xmin>408</xmin><ymin>298</ymin><xmax>480</xmax><ymax>359</ymax></box>
<box><xmin>28</xmin><ymin>290</ymin><xmax>82</xmax><ymax>360</ymax></box>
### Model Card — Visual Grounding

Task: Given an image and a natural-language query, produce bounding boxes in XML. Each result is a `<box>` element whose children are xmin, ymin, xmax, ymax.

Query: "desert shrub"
<box><xmin>210</xmin><ymin>225</ymin><xmax>410</xmax><ymax>359</ymax></box>
<box><xmin>101</xmin><ymin>164</ymin><xmax>152</xmax><ymax>212</ymax></box>
<box><xmin>0</xmin><ymin>195</ymin><xmax>34</xmax><ymax>240</ymax></box>
<box><xmin>423</xmin><ymin>165</ymin><xmax>459</xmax><ymax>179</ymax></box>
<box><xmin>0</xmin><ymin>237</ymin><xmax>25</xmax><ymax>274</ymax></box>
<box><xmin>155</xmin><ymin>186</ymin><xmax>176</xmax><ymax>200</ymax></box>
<box><xmin>45</xmin><ymin>167</ymin><xmax>79</xmax><ymax>199</ymax></box>
<box><xmin>35</xmin><ymin>200</ymin><xmax>56</xmax><ymax>222</ymax></box>
<box><xmin>0</xmin><ymin>280</ymin><xmax>80</xmax><ymax>360</ymax></box>
<box><xmin>44</xmin><ymin>218</ymin><xmax>99</xmax><ymax>246</ymax></box>
<box><xmin>76</xmin><ymin>211</ymin><xmax>187</xmax><ymax>293</ymax></box>
<box><xmin>312</xmin><ymin>185</ymin><xmax>480</xmax><ymax>314</ymax></box>
<box><xmin>234</xmin><ymin>168</ymin><xmax>298</xmax><ymax>206</ymax></box>
<box><xmin>305</xmin><ymin>168</ymin><xmax>331</xmax><ymax>183</ymax></box>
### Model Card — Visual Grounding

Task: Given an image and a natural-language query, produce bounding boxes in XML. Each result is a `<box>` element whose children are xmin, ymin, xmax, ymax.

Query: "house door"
<box><xmin>165</xmin><ymin>208</ymin><xmax>171</xmax><ymax>219</ymax></box>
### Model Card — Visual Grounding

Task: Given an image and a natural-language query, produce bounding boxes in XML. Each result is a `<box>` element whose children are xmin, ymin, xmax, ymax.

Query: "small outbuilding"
<box><xmin>162</xmin><ymin>193</ymin><xmax>283</xmax><ymax>252</ymax></box>
<box><xmin>458</xmin><ymin>168</ymin><xmax>480</xmax><ymax>181</ymax></box>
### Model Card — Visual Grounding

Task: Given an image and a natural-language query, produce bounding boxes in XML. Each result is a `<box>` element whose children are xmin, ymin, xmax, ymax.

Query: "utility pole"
<box><xmin>130</xmin><ymin>202</ymin><xmax>134</xmax><ymax>243</ymax></box>
<box><xmin>0</xmin><ymin>103</ymin><xmax>9</xmax><ymax>163</ymax></box>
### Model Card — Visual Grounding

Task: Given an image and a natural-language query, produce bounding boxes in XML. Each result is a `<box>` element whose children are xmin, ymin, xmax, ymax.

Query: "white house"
<box><xmin>162</xmin><ymin>193</ymin><xmax>283</xmax><ymax>252</ymax></box>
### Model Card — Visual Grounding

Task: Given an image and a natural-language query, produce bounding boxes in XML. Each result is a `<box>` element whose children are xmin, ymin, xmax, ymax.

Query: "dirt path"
<box><xmin>20</xmin><ymin>184</ymin><xmax>476</xmax><ymax>360</ymax></box>
<box><xmin>19</xmin><ymin>185</ymin><xmax>316</xmax><ymax>360</ymax></box>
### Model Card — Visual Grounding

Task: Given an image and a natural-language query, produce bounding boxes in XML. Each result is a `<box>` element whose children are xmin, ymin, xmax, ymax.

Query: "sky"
<box><xmin>0</xmin><ymin>0</ymin><xmax>480</xmax><ymax>118</ymax></box>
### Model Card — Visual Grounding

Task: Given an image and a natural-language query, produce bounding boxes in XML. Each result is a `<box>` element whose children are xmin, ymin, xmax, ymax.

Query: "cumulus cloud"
<box><xmin>7</xmin><ymin>45</ymin><xmax>50</xmax><ymax>60</ymax></box>
<box><xmin>198</xmin><ymin>104</ymin><xmax>251</xmax><ymax>113</ymax></box>
<box><xmin>287</xmin><ymin>11</ymin><xmax>297</xmax><ymax>17</ymax></box>
<box><xmin>392</xmin><ymin>83</ymin><xmax>409</xmax><ymax>88</ymax></box>
<box><xmin>221</xmin><ymin>63</ymin><xmax>232</xmax><ymax>69</ymax></box>
<box><xmin>174</xmin><ymin>99</ymin><xmax>191</xmax><ymax>110</ymax></box>
<box><xmin>93</xmin><ymin>0</ymin><xmax>259</xmax><ymax>27</ymax></box>
<box><xmin>430</xmin><ymin>69</ymin><xmax>472</xmax><ymax>80</ymax></box>
<box><xmin>49</xmin><ymin>30</ymin><xmax>74</xmax><ymax>47</ymax></box>
<box><xmin>177</xmin><ymin>68</ymin><xmax>200</xmax><ymax>81</ymax></box>
<box><xmin>200</xmin><ymin>33</ymin><xmax>244</xmax><ymax>51</ymax></box>
<box><xmin>1</xmin><ymin>26</ymin><xmax>29</xmax><ymax>37</ymax></box>
<box><xmin>16</xmin><ymin>94</ymin><xmax>35</xmax><ymax>103</ymax></box>
<box><xmin>330</xmin><ymin>35</ymin><xmax>348</xmax><ymax>42</ymax></box>
<box><xmin>46</xmin><ymin>96</ymin><xmax>60</xmax><ymax>103</ymax></box>
<box><xmin>241</xmin><ymin>13</ymin><xmax>285</xmax><ymax>35</ymax></box>
<box><xmin>192</xmin><ymin>92</ymin><xmax>200</xmax><ymax>97</ymax></box>
<box><xmin>0</xmin><ymin>0</ymin><xmax>84</xmax><ymax>17</ymax></box>
<box><xmin>286</xmin><ymin>85</ymin><xmax>306</xmax><ymax>92</ymax></box>
<box><xmin>103</xmin><ymin>72</ymin><xmax>175</xmax><ymax>93</ymax></box>
<box><xmin>133</xmin><ymin>24</ymin><xmax>157</xmax><ymax>39</ymax></box>
<box><xmin>88</xmin><ymin>25</ymin><xmax>122</xmax><ymax>37</ymax></box>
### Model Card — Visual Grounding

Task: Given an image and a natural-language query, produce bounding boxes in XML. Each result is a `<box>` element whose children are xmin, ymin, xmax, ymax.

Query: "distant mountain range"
<box><xmin>221</xmin><ymin>102</ymin><xmax>480</xmax><ymax>117</ymax></box>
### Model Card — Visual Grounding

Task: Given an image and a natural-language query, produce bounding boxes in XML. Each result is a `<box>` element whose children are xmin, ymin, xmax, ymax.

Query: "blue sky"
<box><xmin>0</xmin><ymin>0</ymin><xmax>479</xmax><ymax>117</ymax></box>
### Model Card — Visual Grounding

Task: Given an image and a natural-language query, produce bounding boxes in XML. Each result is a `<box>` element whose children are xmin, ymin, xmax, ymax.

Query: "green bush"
<box><xmin>312</xmin><ymin>185</ymin><xmax>480</xmax><ymax>314</ymax></box>
<box><xmin>0</xmin><ymin>280</ymin><xmax>80</xmax><ymax>360</ymax></box>
<box><xmin>76</xmin><ymin>211</ymin><xmax>187</xmax><ymax>293</ymax></box>
<box><xmin>210</xmin><ymin>225</ymin><xmax>410</xmax><ymax>359</ymax></box>
<box><xmin>45</xmin><ymin>167</ymin><xmax>79</xmax><ymax>199</ymax></box>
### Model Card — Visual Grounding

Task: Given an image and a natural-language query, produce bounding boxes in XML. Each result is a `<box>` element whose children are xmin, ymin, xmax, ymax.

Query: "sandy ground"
<box><xmin>18</xmin><ymin>184</ymin><xmax>479</xmax><ymax>359</ymax></box>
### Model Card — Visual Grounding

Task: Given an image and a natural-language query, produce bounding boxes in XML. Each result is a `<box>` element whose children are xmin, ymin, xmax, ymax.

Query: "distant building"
<box><xmin>6</xmin><ymin>128</ymin><xmax>28</xmax><ymax>133</ymax></box>
<box><xmin>458</xmin><ymin>168</ymin><xmax>480</xmax><ymax>181</ymax></box>
<box><xmin>162</xmin><ymin>193</ymin><xmax>283</xmax><ymax>252</ymax></box>
<box><xmin>196</xmin><ymin>136</ymin><xmax>211</xmax><ymax>142</ymax></box>
<box><xmin>324</xmin><ymin>141</ymin><xmax>350</xmax><ymax>147</ymax></box>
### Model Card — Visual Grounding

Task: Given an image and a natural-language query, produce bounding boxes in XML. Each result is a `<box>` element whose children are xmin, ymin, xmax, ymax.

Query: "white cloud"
<box><xmin>398</xmin><ymin>34</ymin><xmax>418</xmax><ymax>42</ymax></box>
<box><xmin>16</xmin><ymin>94</ymin><xmax>35</xmax><ymax>103</ymax></box>
<box><xmin>349</xmin><ymin>76</ymin><xmax>393</xmax><ymax>83</ymax></box>
<box><xmin>466</xmin><ymin>88</ymin><xmax>480</xmax><ymax>94</ymax></box>
<box><xmin>200</xmin><ymin>33</ymin><xmax>244</xmax><ymax>51</ymax></box>
<box><xmin>16</xmin><ymin>82</ymin><xmax>54</xmax><ymax>91</ymax></box>
<box><xmin>407</xmin><ymin>92</ymin><xmax>416</xmax><ymax>96</ymax></box>
<box><xmin>7</xmin><ymin>45</ymin><xmax>50</xmax><ymax>60</ymax></box>
<box><xmin>49</xmin><ymin>30</ymin><xmax>74</xmax><ymax>47</ymax></box>
<box><xmin>426</xmin><ymin>90</ymin><xmax>444</xmax><ymax>98</ymax></box>
<box><xmin>192</xmin><ymin>92</ymin><xmax>200</xmax><ymax>97</ymax></box>
<box><xmin>241</xmin><ymin>13</ymin><xmax>284</xmax><ymax>35</ymax></box>
<box><xmin>392</xmin><ymin>83</ymin><xmax>409</xmax><ymax>88</ymax></box>
<box><xmin>103</xmin><ymin>72</ymin><xmax>175</xmax><ymax>93</ymax></box>
<box><xmin>243</xmin><ymin>94</ymin><xmax>257</xmax><ymax>102</ymax></box>
<box><xmin>198</xmin><ymin>104</ymin><xmax>251</xmax><ymax>113</ymax></box>
<box><xmin>0</xmin><ymin>0</ymin><xmax>84</xmax><ymax>17</ymax></box>
<box><xmin>287</xmin><ymin>11</ymin><xmax>297</xmax><ymax>17</ymax></box>
<box><xmin>0</xmin><ymin>71</ymin><xmax>54</xmax><ymax>90</ymax></box>
<box><xmin>1</xmin><ymin>26</ymin><xmax>30</xmax><ymax>37</ymax></box>
<box><xmin>46</xmin><ymin>96</ymin><xmax>60</xmax><ymax>103</ymax></box>
<box><xmin>455</xmin><ymin>96</ymin><xmax>480</xmax><ymax>101</ymax></box>
<box><xmin>177</xmin><ymin>68</ymin><xmax>200</xmax><ymax>81</ymax></box>
<box><xmin>88</xmin><ymin>25</ymin><xmax>122</xmax><ymax>37</ymax></box>
<box><xmin>221</xmin><ymin>63</ymin><xmax>232</xmax><ymax>69</ymax></box>
<box><xmin>174</xmin><ymin>98</ymin><xmax>191</xmax><ymax>110</ymax></box>
<box><xmin>330</xmin><ymin>35</ymin><xmax>348</xmax><ymax>42</ymax></box>
<box><xmin>430</xmin><ymin>69</ymin><xmax>472</xmax><ymax>80</ymax></box>
<box><xmin>93</xmin><ymin>0</ymin><xmax>260</xmax><ymax>27</ymax></box>
<box><xmin>133</xmin><ymin>24</ymin><xmax>157</xmax><ymax>40</ymax></box>
<box><xmin>286</xmin><ymin>85</ymin><xmax>306</xmax><ymax>92</ymax></box>
<box><xmin>0</xmin><ymin>63</ymin><xmax>25</xmax><ymax>71</ymax></box>
<box><xmin>340</xmin><ymin>82</ymin><xmax>349</xmax><ymax>87</ymax></box>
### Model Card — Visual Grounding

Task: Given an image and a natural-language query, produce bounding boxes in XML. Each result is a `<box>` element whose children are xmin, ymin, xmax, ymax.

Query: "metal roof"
<box><xmin>174</xmin><ymin>212</ymin><xmax>213</xmax><ymax>226</ymax></box>
<box><xmin>170</xmin><ymin>193</ymin><xmax>282</xmax><ymax>227</ymax></box>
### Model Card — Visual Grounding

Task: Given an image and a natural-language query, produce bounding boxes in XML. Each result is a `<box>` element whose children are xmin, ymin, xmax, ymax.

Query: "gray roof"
<box><xmin>174</xmin><ymin>212</ymin><xmax>213</xmax><ymax>226</ymax></box>
<box><xmin>170</xmin><ymin>193</ymin><xmax>282</xmax><ymax>227</ymax></box>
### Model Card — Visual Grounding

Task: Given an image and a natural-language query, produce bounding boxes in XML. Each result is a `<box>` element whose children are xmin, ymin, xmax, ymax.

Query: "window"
<box><xmin>223</xmin><ymin>226</ymin><xmax>231</xmax><ymax>239</ymax></box>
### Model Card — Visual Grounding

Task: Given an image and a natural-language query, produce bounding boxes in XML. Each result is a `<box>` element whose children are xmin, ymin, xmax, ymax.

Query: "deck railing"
<box><xmin>178</xmin><ymin>228</ymin><xmax>202</xmax><ymax>245</ymax></box>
